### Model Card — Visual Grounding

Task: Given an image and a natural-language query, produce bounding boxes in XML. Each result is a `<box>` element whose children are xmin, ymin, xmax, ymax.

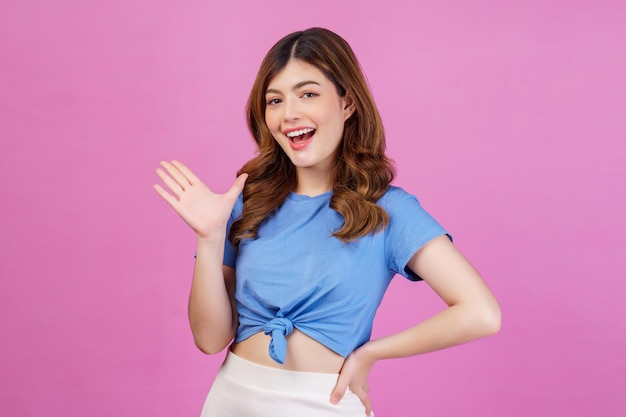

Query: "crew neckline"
<box><xmin>287</xmin><ymin>189</ymin><xmax>333</xmax><ymax>202</ymax></box>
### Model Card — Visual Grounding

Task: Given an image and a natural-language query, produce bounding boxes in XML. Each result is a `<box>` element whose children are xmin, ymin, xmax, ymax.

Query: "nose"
<box><xmin>283</xmin><ymin>97</ymin><xmax>300</xmax><ymax>122</ymax></box>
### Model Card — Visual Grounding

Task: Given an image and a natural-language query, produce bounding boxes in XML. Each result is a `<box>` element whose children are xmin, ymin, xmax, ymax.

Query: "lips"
<box><xmin>291</xmin><ymin>133</ymin><xmax>314</xmax><ymax>150</ymax></box>
<box><xmin>286</xmin><ymin>127</ymin><xmax>315</xmax><ymax>138</ymax></box>
<box><xmin>284</xmin><ymin>127</ymin><xmax>316</xmax><ymax>150</ymax></box>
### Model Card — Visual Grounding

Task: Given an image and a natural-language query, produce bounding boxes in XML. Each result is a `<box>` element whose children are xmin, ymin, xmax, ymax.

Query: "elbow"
<box><xmin>189</xmin><ymin>320</ymin><xmax>236</xmax><ymax>355</ymax></box>
<box><xmin>459</xmin><ymin>298</ymin><xmax>501</xmax><ymax>339</ymax></box>
<box><xmin>193</xmin><ymin>336</ymin><xmax>230</xmax><ymax>355</ymax></box>
<box><xmin>478</xmin><ymin>300</ymin><xmax>502</xmax><ymax>337</ymax></box>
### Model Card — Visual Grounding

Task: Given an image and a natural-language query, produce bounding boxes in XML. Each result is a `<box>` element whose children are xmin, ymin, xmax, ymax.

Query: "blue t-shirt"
<box><xmin>223</xmin><ymin>186</ymin><xmax>449</xmax><ymax>364</ymax></box>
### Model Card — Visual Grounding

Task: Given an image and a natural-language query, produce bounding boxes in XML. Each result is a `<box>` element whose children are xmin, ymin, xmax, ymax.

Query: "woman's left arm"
<box><xmin>331</xmin><ymin>235</ymin><xmax>501</xmax><ymax>414</ymax></box>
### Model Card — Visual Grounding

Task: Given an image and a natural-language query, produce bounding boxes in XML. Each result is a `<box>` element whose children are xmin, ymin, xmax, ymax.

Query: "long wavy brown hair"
<box><xmin>230</xmin><ymin>27</ymin><xmax>395</xmax><ymax>247</ymax></box>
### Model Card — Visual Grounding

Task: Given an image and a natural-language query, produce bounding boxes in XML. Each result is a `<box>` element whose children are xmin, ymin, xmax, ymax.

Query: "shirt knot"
<box><xmin>263</xmin><ymin>317</ymin><xmax>294</xmax><ymax>364</ymax></box>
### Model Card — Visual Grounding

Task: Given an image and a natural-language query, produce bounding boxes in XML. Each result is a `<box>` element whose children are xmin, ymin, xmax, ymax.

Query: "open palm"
<box><xmin>154</xmin><ymin>160</ymin><xmax>247</xmax><ymax>238</ymax></box>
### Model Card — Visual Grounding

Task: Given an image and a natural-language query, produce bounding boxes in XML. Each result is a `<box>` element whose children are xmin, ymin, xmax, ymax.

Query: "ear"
<box><xmin>342</xmin><ymin>92</ymin><xmax>356</xmax><ymax>121</ymax></box>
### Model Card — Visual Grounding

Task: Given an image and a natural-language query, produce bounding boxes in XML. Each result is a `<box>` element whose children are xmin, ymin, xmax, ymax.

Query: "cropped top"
<box><xmin>223</xmin><ymin>186</ymin><xmax>449</xmax><ymax>364</ymax></box>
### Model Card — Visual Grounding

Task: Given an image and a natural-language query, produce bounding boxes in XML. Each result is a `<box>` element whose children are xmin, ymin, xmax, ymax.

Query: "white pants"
<box><xmin>200</xmin><ymin>350</ymin><xmax>372</xmax><ymax>416</ymax></box>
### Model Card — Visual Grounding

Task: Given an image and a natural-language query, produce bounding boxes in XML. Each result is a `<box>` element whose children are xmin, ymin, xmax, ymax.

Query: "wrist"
<box><xmin>196</xmin><ymin>229</ymin><xmax>226</xmax><ymax>245</ymax></box>
<box><xmin>194</xmin><ymin>232</ymin><xmax>227</xmax><ymax>261</ymax></box>
<box><xmin>355</xmin><ymin>341</ymin><xmax>381</xmax><ymax>365</ymax></box>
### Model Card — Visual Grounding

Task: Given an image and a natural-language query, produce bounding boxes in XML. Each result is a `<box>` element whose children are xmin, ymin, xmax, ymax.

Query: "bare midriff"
<box><xmin>231</xmin><ymin>329</ymin><xmax>346</xmax><ymax>373</ymax></box>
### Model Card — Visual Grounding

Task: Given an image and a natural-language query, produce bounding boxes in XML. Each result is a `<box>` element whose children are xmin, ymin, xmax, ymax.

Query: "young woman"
<box><xmin>154</xmin><ymin>27</ymin><xmax>501</xmax><ymax>417</ymax></box>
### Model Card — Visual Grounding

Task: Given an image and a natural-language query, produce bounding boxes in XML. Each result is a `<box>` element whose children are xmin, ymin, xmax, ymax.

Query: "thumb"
<box><xmin>227</xmin><ymin>173</ymin><xmax>248</xmax><ymax>198</ymax></box>
<box><xmin>330</xmin><ymin>375</ymin><xmax>348</xmax><ymax>405</ymax></box>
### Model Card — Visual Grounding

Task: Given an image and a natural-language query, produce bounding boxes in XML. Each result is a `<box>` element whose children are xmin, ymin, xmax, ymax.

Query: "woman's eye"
<box><xmin>302</xmin><ymin>92</ymin><xmax>318</xmax><ymax>98</ymax></box>
<box><xmin>266</xmin><ymin>98</ymin><xmax>281</xmax><ymax>105</ymax></box>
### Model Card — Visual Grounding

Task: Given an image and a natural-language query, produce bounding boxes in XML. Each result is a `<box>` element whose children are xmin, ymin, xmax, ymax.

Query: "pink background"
<box><xmin>1</xmin><ymin>1</ymin><xmax>625</xmax><ymax>416</ymax></box>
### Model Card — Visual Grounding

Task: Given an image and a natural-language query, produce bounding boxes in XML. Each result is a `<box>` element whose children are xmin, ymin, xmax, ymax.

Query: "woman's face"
<box><xmin>264</xmin><ymin>58</ymin><xmax>353</xmax><ymax>176</ymax></box>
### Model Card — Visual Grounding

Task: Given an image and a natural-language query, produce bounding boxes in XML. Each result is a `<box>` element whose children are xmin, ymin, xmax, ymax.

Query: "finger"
<box><xmin>226</xmin><ymin>173</ymin><xmax>248</xmax><ymax>199</ymax></box>
<box><xmin>156</xmin><ymin>168</ymin><xmax>183</xmax><ymax>198</ymax></box>
<box><xmin>353</xmin><ymin>390</ymin><xmax>372</xmax><ymax>416</ymax></box>
<box><xmin>171</xmin><ymin>160</ymin><xmax>202</xmax><ymax>186</ymax></box>
<box><xmin>330</xmin><ymin>378</ymin><xmax>348</xmax><ymax>405</ymax></box>
<box><xmin>160</xmin><ymin>161</ymin><xmax>191</xmax><ymax>190</ymax></box>
<box><xmin>153</xmin><ymin>184</ymin><xmax>179</xmax><ymax>208</ymax></box>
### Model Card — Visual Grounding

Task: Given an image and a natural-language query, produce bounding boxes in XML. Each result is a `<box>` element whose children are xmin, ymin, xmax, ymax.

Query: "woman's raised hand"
<box><xmin>154</xmin><ymin>160</ymin><xmax>247</xmax><ymax>238</ymax></box>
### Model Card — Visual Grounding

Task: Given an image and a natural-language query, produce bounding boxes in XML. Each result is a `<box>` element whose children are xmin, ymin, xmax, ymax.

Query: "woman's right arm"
<box><xmin>154</xmin><ymin>160</ymin><xmax>247</xmax><ymax>354</ymax></box>
<box><xmin>189</xmin><ymin>239</ymin><xmax>238</xmax><ymax>354</ymax></box>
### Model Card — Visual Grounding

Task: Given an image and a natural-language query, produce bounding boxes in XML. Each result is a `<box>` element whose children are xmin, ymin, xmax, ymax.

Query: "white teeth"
<box><xmin>286</xmin><ymin>128</ymin><xmax>315</xmax><ymax>138</ymax></box>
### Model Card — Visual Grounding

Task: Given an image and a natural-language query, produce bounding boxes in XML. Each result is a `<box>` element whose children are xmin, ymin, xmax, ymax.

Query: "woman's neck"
<box><xmin>294</xmin><ymin>168</ymin><xmax>332</xmax><ymax>197</ymax></box>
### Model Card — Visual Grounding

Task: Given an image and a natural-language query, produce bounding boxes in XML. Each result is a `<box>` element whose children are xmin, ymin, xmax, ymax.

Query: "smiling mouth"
<box><xmin>286</xmin><ymin>128</ymin><xmax>316</xmax><ymax>144</ymax></box>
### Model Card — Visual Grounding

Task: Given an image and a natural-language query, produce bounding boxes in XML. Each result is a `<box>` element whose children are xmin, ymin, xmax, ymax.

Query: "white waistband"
<box><xmin>220</xmin><ymin>350</ymin><xmax>340</xmax><ymax>393</ymax></box>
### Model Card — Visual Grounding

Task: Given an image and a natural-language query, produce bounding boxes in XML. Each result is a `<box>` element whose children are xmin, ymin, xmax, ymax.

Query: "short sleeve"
<box><xmin>382</xmin><ymin>187</ymin><xmax>451</xmax><ymax>281</ymax></box>
<box><xmin>223</xmin><ymin>193</ymin><xmax>244</xmax><ymax>268</ymax></box>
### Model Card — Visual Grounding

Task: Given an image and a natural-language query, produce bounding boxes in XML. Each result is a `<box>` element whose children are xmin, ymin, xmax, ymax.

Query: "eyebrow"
<box><xmin>265</xmin><ymin>80</ymin><xmax>320</xmax><ymax>95</ymax></box>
